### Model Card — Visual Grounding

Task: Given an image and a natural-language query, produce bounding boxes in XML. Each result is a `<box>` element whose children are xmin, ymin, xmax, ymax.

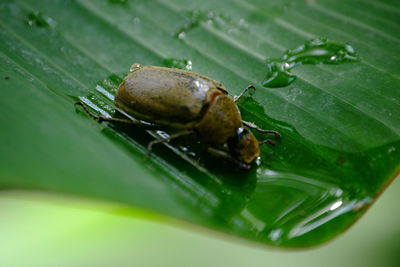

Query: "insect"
<box><xmin>76</xmin><ymin>64</ymin><xmax>280</xmax><ymax>169</ymax></box>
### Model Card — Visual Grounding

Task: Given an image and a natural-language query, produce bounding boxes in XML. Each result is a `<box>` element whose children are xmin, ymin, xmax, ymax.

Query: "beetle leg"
<box><xmin>207</xmin><ymin>147</ymin><xmax>251</xmax><ymax>170</ymax></box>
<box><xmin>234</xmin><ymin>84</ymin><xmax>256</xmax><ymax>102</ymax></box>
<box><xmin>75</xmin><ymin>101</ymin><xmax>160</xmax><ymax>129</ymax></box>
<box><xmin>147</xmin><ymin>131</ymin><xmax>193</xmax><ymax>155</ymax></box>
<box><xmin>242</xmin><ymin>120</ymin><xmax>281</xmax><ymax>139</ymax></box>
<box><xmin>259</xmin><ymin>139</ymin><xmax>277</xmax><ymax>146</ymax></box>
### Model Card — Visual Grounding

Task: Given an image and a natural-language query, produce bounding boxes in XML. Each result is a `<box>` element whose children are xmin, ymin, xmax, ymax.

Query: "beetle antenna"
<box><xmin>259</xmin><ymin>139</ymin><xmax>277</xmax><ymax>146</ymax></box>
<box><xmin>242</xmin><ymin>120</ymin><xmax>281</xmax><ymax>139</ymax></box>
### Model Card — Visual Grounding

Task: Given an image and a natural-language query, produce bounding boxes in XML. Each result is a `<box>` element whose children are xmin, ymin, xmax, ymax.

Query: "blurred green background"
<box><xmin>1</xmin><ymin>175</ymin><xmax>398</xmax><ymax>267</ymax></box>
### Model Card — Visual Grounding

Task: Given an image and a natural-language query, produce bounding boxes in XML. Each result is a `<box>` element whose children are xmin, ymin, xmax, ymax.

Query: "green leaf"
<box><xmin>0</xmin><ymin>0</ymin><xmax>399</xmax><ymax>247</ymax></box>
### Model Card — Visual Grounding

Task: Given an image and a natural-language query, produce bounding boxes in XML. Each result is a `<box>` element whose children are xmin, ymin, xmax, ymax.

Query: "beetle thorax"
<box><xmin>195</xmin><ymin>94</ymin><xmax>243</xmax><ymax>147</ymax></box>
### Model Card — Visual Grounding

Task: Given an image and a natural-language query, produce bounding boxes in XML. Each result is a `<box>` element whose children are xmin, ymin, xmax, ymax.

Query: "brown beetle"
<box><xmin>76</xmin><ymin>64</ymin><xmax>280</xmax><ymax>169</ymax></box>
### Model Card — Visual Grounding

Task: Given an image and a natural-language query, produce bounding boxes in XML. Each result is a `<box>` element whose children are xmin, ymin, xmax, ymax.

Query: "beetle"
<box><xmin>76</xmin><ymin>64</ymin><xmax>280</xmax><ymax>169</ymax></box>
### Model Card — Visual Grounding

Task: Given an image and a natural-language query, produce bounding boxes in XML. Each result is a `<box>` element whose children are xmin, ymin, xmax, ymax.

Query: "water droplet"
<box><xmin>177</xmin><ymin>31</ymin><xmax>186</xmax><ymax>39</ymax></box>
<box><xmin>268</xmin><ymin>229</ymin><xmax>283</xmax><ymax>241</ymax></box>
<box><xmin>132</xmin><ymin>17</ymin><xmax>141</xmax><ymax>24</ymax></box>
<box><xmin>207</xmin><ymin>11</ymin><xmax>216</xmax><ymax>19</ymax></box>
<box><xmin>238</xmin><ymin>18</ymin><xmax>248</xmax><ymax>28</ymax></box>
<box><xmin>25</xmin><ymin>12</ymin><xmax>52</xmax><ymax>28</ymax></box>
<box><xmin>187</xmin><ymin>151</ymin><xmax>196</xmax><ymax>157</ymax></box>
<box><xmin>174</xmin><ymin>10</ymin><xmax>202</xmax><ymax>39</ymax></box>
<box><xmin>108</xmin><ymin>0</ymin><xmax>129</xmax><ymax>5</ymax></box>
<box><xmin>156</xmin><ymin>130</ymin><xmax>169</xmax><ymax>139</ymax></box>
<box><xmin>163</xmin><ymin>58</ymin><xmax>193</xmax><ymax>70</ymax></box>
<box><xmin>129</xmin><ymin>63</ymin><xmax>141</xmax><ymax>72</ymax></box>
<box><xmin>174</xmin><ymin>10</ymin><xmax>246</xmax><ymax>39</ymax></box>
<box><xmin>180</xmin><ymin>146</ymin><xmax>189</xmax><ymax>152</ymax></box>
<box><xmin>329</xmin><ymin>200</ymin><xmax>343</xmax><ymax>211</ymax></box>
<box><xmin>262</xmin><ymin>38</ymin><xmax>361</xmax><ymax>88</ymax></box>
<box><xmin>262</xmin><ymin>60</ymin><xmax>296</xmax><ymax>88</ymax></box>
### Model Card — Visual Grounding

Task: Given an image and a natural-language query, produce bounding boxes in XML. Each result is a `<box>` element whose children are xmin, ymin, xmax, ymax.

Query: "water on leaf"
<box><xmin>74</xmin><ymin>72</ymin><xmax>399</xmax><ymax>247</ymax></box>
<box><xmin>262</xmin><ymin>38</ymin><xmax>361</xmax><ymax>88</ymax></box>
<box><xmin>174</xmin><ymin>10</ymin><xmax>205</xmax><ymax>39</ymax></box>
<box><xmin>174</xmin><ymin>10</ymin><xmax>248</xmax><ymax>39</ymax></box>
<box><xmin>163</xmin><ymin>58</ymin><xmax>193</xmax><ymax>70</ymax></box>
<box><xmin>235</xmin><ymin>168</ymin><xmax>372</xmax><ymax>245</ymax></box>
<box><xmin>108</xmin><ymin>0</ymin><xmax>129</xmax><ymax>6</ymax></box>
<box><xmin>25</xmin><ymin>12</ymin><xmax>51</xmax><ymax>27</ymax></box>
<box><xmin>132</xmin><ymin>17</ymin><xmax>141</xmax><ymax>25</ymax></box>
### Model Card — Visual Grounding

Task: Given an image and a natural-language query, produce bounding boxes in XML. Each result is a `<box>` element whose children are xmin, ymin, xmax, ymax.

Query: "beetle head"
<box><xmin>228</xmin><ymin>127</ymin><xmax>260</xmax><ymax>164</ymax></box>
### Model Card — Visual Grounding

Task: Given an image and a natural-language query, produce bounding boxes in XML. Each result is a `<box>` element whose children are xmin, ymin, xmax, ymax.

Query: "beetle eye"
<box><xmin>227</xmin><ymin>127</ymin><xmax>248</xmax><ymax>156</ymax></box>
<box><xmin>228</xmin><ymin>127</ymin><xmax>260</xmax><ymax>164</ymax></box>
<box><xmin>237</xmin><ymin>127</ymin><xmax>248</xmax><ymax>140</ymax></box>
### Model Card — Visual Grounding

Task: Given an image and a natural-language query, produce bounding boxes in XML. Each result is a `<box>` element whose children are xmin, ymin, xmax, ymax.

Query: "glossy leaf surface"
<box><xmin>0</xmin><ymin>0</ymin><xmax>399</xmax><ymax>247</ymax></box>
